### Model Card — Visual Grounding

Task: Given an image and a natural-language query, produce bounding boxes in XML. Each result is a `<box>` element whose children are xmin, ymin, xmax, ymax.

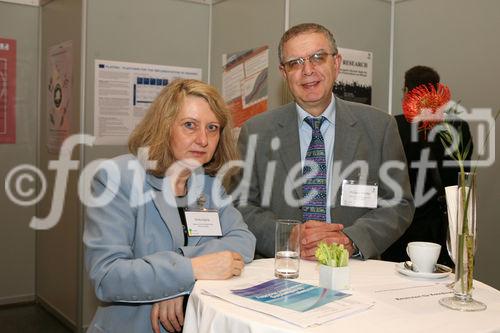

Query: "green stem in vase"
<box><xmin>457</xmin><ymin>164</ymin><xmax>475</xmax><ymax>294</ymax></box>
<box><xmin>465</xmin><ymin>234</ymin><xmax>474</xmax><ymax>292</ymax></box>
<box><xmin>462</xmin><ymin>172</ymin><xmax>474</xmax><ymax>294</ymax></box>
<box><xmin>457</xmin><ymin>164</ymin><xmax>466</xmax><ymax>292</ymax></box>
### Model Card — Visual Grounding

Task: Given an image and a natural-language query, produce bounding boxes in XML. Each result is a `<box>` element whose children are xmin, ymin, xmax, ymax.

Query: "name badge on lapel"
<box><xmin>340</xmin><ymin>179</ymin><xmax>378</xmax><ymax>208</ymax></box>
<box><xmin>184</xmin><ymin>194</ymin><xmax>222</xmax><ymax>237</ymax></box>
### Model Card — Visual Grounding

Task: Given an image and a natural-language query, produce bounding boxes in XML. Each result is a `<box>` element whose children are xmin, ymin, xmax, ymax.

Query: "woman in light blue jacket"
<box><xmin>84</xmin><ymin>79</ymin><xmax>256</xmax><ymax>333</ymax></box>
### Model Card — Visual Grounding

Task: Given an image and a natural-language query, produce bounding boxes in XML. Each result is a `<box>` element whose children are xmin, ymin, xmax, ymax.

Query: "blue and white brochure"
<box><xmin>202</xmin><ymin>278</ymin><xmax>374</xmax><ymax>328</ymax></box>
<box><xmin>231</xmin><ymin>279</ymin><xmax>349</xmax><ymax>312</ymax></box>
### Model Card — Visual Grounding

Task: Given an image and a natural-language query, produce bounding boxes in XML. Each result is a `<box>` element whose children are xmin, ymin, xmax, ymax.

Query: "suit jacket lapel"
<box><xmin>185</xmin><ymin>175</ymin><xmax>204</xmax><ymax>246</ymax></box>
<box><xmin>332</xmin><ymin>98</ymin><xmax>361</xmax><ymax>207</ymax></box>
<box><xmin>146</xmin><ymin>174</ymin><xmax>185</xmax><ymax>249</ymax></box>
<box><xmin>334</xmin><ymin>98</ymin><xmax>361</xmax><ymax>164</ymax></box>
<box><xmin>275</xmin><ymin>104</ymin><xmax>303</xmax><ymax>199</ymax></box>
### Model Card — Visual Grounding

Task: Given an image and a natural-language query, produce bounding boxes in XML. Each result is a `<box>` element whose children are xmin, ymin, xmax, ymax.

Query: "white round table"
<box><xmin>184</xmin><ymin>258</ymin><xmax>500</xmax><ymax>333</ymax></box>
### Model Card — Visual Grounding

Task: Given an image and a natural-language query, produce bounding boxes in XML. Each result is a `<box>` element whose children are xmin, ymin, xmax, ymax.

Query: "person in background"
<box><xmin>382</xmin><ymin>65</ymin><xmax>473</xmax><ymax>265</ymax></box>
<box><xmin>84</xmin><ymin>79</ymin><xmax>256</xmax><ymax>333</ymax></box>
<box><xmin>232</xmin><ymin>23</ymin><xmax>414</xmax><ymax>260</ymax></box>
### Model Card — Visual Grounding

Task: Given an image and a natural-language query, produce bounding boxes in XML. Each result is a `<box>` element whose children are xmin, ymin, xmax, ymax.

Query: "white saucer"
<box><xmin>395</xmin><ymin>262</ymin><xmax>451</xmax><ymax>279</ymax></box>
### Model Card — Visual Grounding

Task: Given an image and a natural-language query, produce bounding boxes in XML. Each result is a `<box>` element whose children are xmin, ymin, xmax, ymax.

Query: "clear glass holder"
<box><xmin>445</xmin><ymin>227</ymin><xmax>456</xmax><ymax>290</ymax></box>
<box><xmin>439</xmin><ymin>293</ymin><xmax>486</xmax><ymax>312</ymax></box>
<box><xmin>439</xmin><ymin>172</ymin><xmax>486</xmax><ymax>312</ymax></box>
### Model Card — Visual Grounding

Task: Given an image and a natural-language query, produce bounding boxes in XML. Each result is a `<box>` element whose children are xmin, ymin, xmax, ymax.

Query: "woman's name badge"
<box><xmin>184</xmin><ymin>210</ymin><xmax>222</xmax><ymax>237</ymax></box>
<box><xmin>340</xmin><ymin>179</ymin><xmax>378</xmax><ymax>208</ymax></box>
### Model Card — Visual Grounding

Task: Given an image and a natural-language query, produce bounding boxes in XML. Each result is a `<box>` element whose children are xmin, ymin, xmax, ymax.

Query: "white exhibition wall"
<box><xmin>0</xmin><ymin>1</ymin><xmax>38</xmax><ymax>306</ymax></box>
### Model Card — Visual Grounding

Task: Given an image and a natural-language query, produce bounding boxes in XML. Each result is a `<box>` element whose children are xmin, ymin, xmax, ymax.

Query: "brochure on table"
<box><xmin>203</xmin><ymin>279</ymin><xmax>374</xmax><ymax>328</ymax></box>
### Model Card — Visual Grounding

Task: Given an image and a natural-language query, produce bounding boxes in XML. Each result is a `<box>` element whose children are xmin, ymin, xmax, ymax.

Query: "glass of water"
<box><xmin>274</xmin><ymin>219</ymin><xmax>301</xmax><ymax>279</ymax></box>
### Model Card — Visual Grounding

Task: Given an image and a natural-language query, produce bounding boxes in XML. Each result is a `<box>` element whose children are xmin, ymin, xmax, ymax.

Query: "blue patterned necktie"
<box><xmin>302</xmin><ymin>116</ymin><xmax>327</xmax><ymax>222</ymax></box>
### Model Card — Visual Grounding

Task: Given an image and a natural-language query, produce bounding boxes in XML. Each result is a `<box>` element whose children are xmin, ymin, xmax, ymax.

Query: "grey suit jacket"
<box><xmin>233</xmin><ymin>98</ymin><xmax>414</xmax><ymax>259</ymax></box>
<box><xmin>84</xmin><ymin>154</ymin><xmax>256</xmax><ymax>333</ymax></box>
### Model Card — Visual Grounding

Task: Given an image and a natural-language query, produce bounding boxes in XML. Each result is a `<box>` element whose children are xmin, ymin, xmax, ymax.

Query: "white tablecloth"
<box><xmin>184</xmin><ymin>259</ymin><xmax>500</xmax><ymax>333</ymax></box>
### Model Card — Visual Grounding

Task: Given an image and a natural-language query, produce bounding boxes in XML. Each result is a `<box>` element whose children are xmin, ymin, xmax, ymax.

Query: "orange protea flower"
<box><xmin>402</xmin><ymin>83</ymin><xmax>451</xmax><ymax>131</ymax></box>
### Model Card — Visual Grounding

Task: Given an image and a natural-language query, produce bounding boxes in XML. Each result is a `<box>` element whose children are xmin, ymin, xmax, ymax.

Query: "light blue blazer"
<box><xmin>84</xmin><ymin>154</ymin><xmax>256</xmax><ymax>333</ymax></box>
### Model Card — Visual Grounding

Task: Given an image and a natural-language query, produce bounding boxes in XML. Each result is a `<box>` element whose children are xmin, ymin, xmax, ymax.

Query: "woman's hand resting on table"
<box><xmin>191</xmin><ymin>251</ymin><xmax>244</xmax><ymax>279</ymax></box>
<box><xmin>151</xmin><ymin>295</ymin><xmax>185</xmax><ymax>333</ymax></box>
<box><xmin>150</xmin><ymin>251</ymin><xmax>243</xmax><ymax>332</ymax></box>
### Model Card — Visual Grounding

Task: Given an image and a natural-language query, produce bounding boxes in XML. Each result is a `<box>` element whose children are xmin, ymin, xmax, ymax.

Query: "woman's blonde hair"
<box><xmin>128</xmin><ymin>79</ymin><xmax>238</xmax><ymax>177</ymax></box>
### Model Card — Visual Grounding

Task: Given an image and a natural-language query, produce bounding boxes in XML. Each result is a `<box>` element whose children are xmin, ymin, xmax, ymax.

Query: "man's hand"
<box><xmin>151</xmin><ymin>296</ymin><xmax>184</xmax><ymax>333</ymax></box>
<box><xmin>299</xmin><ymin>221</ymin><xmax>353</xmax><ymax>260</ymax></box>
<box><xmin>191</xmin><ymin>251</ymin><xmax>244</xmax><ymax>280</ymax></box>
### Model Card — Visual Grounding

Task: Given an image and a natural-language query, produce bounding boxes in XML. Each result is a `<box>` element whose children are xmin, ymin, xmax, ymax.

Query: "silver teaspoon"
<box><xmin>404</xmin><ymin>261</ymin><xmax>451</xmax><ymax>273</ymax></box>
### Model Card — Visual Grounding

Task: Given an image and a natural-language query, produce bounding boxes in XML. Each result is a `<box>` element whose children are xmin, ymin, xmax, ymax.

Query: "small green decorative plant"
<box><xmin>315</xmin><ymin>242</ymin><xmax>349</xmax><ymax>267</ymax></box>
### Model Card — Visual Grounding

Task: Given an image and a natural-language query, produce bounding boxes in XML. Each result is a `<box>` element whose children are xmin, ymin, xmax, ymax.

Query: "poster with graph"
<box><xmin>93</xmin><ymin>59</ymin><xmax>201</xmax><ymax>145</ymax></box>
<box><xmin>222</xmin><ymin>45</ymin><xmax>268</xmax><ymax>128</ymax></box>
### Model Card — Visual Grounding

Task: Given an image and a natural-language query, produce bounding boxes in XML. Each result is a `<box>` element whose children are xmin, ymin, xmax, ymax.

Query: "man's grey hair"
<box><xmin>278</xmin><ymin>23</ymin><xmax>338</xmax><ymax>63</ymax></box>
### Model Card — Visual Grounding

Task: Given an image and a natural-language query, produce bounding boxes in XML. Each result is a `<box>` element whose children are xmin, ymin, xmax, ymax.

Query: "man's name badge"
<box><xmin>184</xmin><ymin>210</ymin><xmax>222</xmax><ymax>237</ymax></box>
<box><xmin>340</xmin><ymin>179</ymin><xmax>378</xmax><ymax>208</ymax></box>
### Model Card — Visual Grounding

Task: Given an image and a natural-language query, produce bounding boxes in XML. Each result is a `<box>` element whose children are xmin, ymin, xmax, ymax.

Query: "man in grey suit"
<box><xmin>232</xmin><ymin>23</ymin><xmax>414</xmax><ymax>260</ymax></box>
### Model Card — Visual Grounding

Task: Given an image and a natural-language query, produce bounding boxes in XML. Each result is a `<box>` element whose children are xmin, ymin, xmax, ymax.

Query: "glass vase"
<box><xmin>439</xmin><ymin>172</ymin><xmax>486</xmax><ymax>311</ymax></box>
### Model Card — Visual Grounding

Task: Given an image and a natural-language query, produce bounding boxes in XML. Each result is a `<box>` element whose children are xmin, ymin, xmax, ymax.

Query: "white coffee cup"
<box><xmin>406</xmin><ymin>241</ymin><xmax>441</xmax><ymax>273</ymax></box>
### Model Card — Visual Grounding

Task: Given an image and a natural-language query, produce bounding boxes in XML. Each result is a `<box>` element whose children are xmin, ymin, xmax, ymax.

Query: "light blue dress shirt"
<box><xmin>296</xmin><ymin>94</ymin><xmax>336</xmax><ymax>223</ymax></box>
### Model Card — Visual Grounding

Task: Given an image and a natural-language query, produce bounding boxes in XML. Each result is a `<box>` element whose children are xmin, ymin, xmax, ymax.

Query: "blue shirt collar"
<box><xmin>296</xmin><ymin>94</ymin><xmax>336</xmax><ymax>127</ymax></box>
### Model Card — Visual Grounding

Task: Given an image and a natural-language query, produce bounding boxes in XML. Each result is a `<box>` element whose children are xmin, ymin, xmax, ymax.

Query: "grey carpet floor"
<box><xmin>0</xmin><ymin>303</ymin><xmax>72</xmax><ymax>333</ymax></box>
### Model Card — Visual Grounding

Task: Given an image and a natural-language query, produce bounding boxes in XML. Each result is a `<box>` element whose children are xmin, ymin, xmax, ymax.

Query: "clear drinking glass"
<box><xmin>274</xmin><ymin>219</ymin><xmax>301</xmax><ymax>279</ymax></box>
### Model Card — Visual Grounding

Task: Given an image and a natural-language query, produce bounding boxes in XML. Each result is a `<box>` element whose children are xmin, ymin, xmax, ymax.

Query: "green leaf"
<box><xmin>314</xmin><ymin>242</ymin><xmax>349</xmax><ymax>267</ymax></box>
<box><xmin>463</xmin><ymin>140</ymin><xmax>472</xmax><ymax>160</ymax></box>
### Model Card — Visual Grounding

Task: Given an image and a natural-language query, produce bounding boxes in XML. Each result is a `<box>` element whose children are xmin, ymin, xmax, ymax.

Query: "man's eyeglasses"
<box><xmin>281</xmin><ymin>52</ymin><xmax>337</xmax><ymax>72</ymax></box>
